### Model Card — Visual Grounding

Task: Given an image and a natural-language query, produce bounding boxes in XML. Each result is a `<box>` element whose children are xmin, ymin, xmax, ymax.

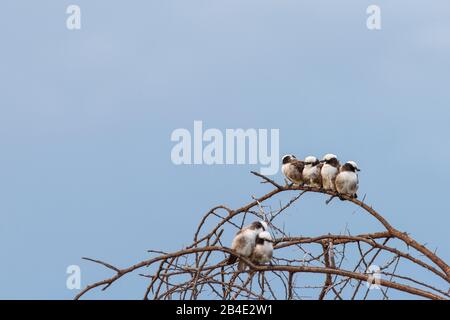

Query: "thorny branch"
<box><xmin>75</xmin><ymin>172</ymin><xmax>450</xmax><ymax>300</ymax></box>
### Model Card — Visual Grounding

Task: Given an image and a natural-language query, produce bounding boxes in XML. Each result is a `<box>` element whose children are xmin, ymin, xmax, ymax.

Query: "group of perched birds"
<box><xmin>227</xmin><ymin>154</ymin><xmax>361</xmax><ymax>271</ymax></box>
<box><xmin>282</xmin><ymin>153</ymin><xmax>360</xmax><ymax>199</ymax></box>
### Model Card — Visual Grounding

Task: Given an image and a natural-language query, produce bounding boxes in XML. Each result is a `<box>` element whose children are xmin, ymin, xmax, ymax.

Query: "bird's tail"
<box><xmin>227</xmin><ymin>254</ymin><xmax>237</xmax><ymax>265</ymax></box>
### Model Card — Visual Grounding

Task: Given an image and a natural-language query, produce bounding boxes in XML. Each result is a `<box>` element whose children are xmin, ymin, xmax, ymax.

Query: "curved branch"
<box><xmin>250</xmin><ymin>172</ymin><xmax>450</xmax><ymax>279</ymax></box>
<box><xmin>76</xmin><ymin>171</ymin><xmax>450</xmax><ymax>300</ymax></box>
<box><xmin>76</xmin><ymin>246</ymin><xmax>446</xmax><ymax>300</ymax></box>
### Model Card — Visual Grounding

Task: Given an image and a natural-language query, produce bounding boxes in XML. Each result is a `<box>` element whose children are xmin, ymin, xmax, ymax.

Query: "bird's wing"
<box><xmin>291</xmin><ymin>160</ymin><xmax>305</xmax><ymax>172</ymax></box>
<box><xmin>232</xmin><ymin>233</ymin><xmax>249</xmax><ymax>252</ymax></box>
<box><xmin>230</xmin><ymin>233</ymin><xmax>242</xmax><ymax>250</ymax></box>
<box><xmin>316</xmin><ymin>163</ymin><xmax>323</xmax><ymax>184</ymax></box>
<box><xmin>335</xmin><ymin>174</ymin><xmax>344</xmax><ymax>191</ymax></box>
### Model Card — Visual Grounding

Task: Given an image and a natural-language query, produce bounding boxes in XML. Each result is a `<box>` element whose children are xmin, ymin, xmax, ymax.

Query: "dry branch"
<box><xmin>75</xmin><ymin>172</ymin><xmax>450</xmax><ymax>300</ymax></box>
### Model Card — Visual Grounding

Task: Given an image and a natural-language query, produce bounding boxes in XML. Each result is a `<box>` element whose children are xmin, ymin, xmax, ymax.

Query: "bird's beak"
<box><xmin>356</xmin><ymin>168</ymin><xmax>361</xmax><ymax>172</ymax></box>
<box><xmin>320</xmin><ymin>160</ymin><xmax>326</xmax><ymax>163</ymax></box>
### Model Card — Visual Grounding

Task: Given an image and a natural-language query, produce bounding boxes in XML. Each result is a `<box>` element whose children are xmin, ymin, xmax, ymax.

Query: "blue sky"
<box><xmin>0</xmin><ymin>1</ymin><xmax>449</xmax><ymax>299</ymax></box>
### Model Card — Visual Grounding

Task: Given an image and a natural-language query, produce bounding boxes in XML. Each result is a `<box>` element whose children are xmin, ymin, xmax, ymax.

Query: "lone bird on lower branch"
<box><xmin>227</xmin><ymin>221</ymin><xmax>267</xmax><ymax>271</ymax></box>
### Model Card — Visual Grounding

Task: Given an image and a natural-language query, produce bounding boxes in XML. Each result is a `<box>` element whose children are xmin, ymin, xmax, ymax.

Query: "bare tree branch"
<box><xmin>75</xmin><ymin>172</ymin><xmax>450</xmax><ymax>300</ymax></box>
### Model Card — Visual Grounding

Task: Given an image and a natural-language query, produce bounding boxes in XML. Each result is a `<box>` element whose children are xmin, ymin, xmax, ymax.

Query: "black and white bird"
<box><xmin>227</xmin><ymin>221</ymin><xmax>268</xmax><ymax>271</ymax></box>
<box><xmin>281</xmin><ymin>154</ymin><xmax>305</xmax><ymax>185</ymax></box>
<box><xmin>335</xmin><ymin>161</ymin><xmax>360</xmax><ymax>199</ymax></box>
<box><xmin>302</xmin><ymin>156</ymin><xmax>322</xmax><ymax>188</ymax></box>
<box><xmin>250</xmin><ymin>231</ymin><xmax>273</xmax><ymax>265</ymax></box>
<box><xmin>320</xmin><ymin>154</ymin><xmax>340</xmax><ymax>191</ymax></box>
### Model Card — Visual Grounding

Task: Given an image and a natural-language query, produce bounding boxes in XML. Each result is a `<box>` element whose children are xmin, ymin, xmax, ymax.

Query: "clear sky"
<box><xmin>0</xmin><ymin>0</ymin><xmax>449</xmax><ymax>299</ymax></box>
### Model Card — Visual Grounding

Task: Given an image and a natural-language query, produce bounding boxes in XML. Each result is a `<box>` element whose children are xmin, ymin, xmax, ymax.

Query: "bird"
<box><xmin>250</xmin><ymin>231</ymin><xmax>273</xmax><ymax>265</ymax></box>
<box><xmin>302</xmin><ymin>156</ymin><xmax>322</xmax><ymax>188</ymax></box>
<box><xmin>335</xmin><ymin>161</ymin><xmax>360</xmax><ymax>199</ymax></box>
<box><xmin>320</xmin><ymin>154</ymin><xmax>340</xmax><ymax>191</ymax></box>
<box><xmin>281</xmin><ymin>154</ymin><xmax>305</xmax><ymax>185</ymax></box>
<box><xmin>227</xmin><ymin>221</ymin><xmax>268</xmax><ymax>271</ymax></box>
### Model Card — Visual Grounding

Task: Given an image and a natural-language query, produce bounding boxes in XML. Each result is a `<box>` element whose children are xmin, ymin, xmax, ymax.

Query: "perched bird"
<box><xmin>335</xmin><ymin>161</ymin><xmax>360</xmax><ymax>199</ymax></box>
<box><xmin>250</xmin><ymin>231</ymin><xmax>273</xmax><ymax>265</ymax></box>
<box><xmin>281</xmin><ymin>154</ymin><xmax>305</xmax><ymax>185</ymax></box>
<box><xmin>227</xmin><ymin>221</ymin><xmax>268</xmax><ymax>271</ymax></box>
<box><xmin>302</xmin><ymin>156</ymin><xmax>322</xmax><ymax>188</ymax></box>
<box><xmin>320</xmin><ymin>154</ymin><xmax>340</xmax><ymax>191</ymax></box>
